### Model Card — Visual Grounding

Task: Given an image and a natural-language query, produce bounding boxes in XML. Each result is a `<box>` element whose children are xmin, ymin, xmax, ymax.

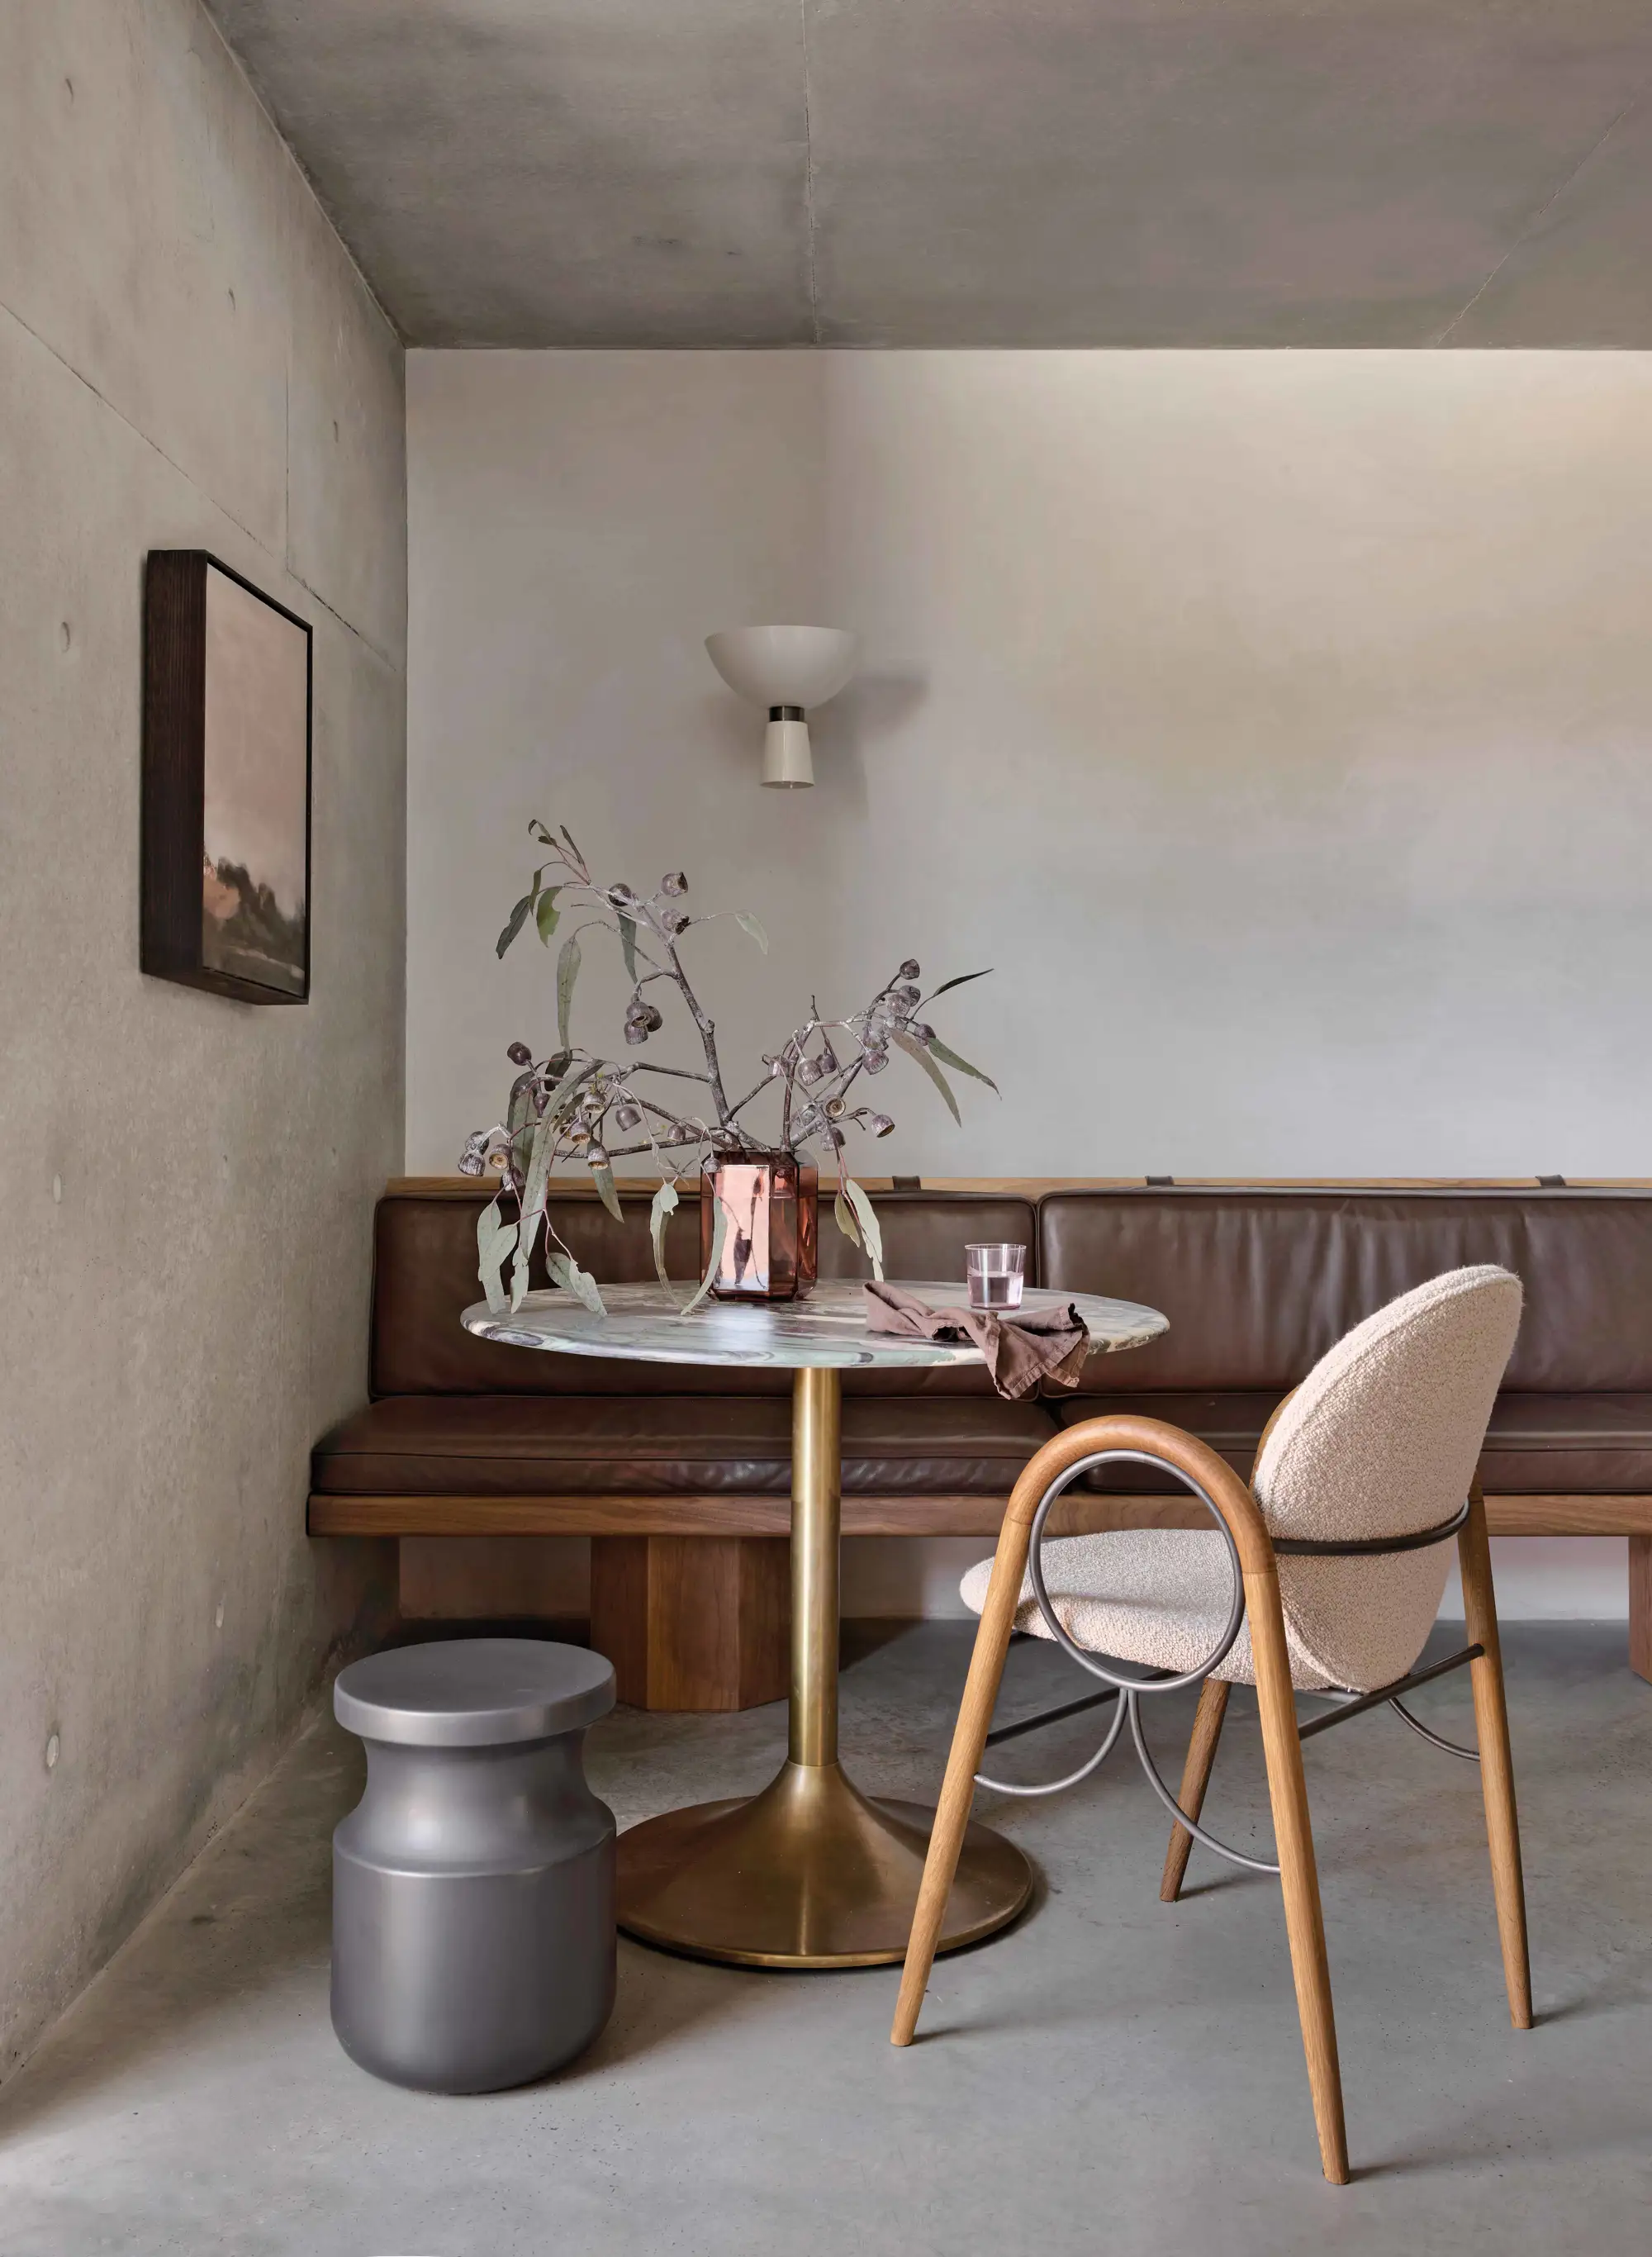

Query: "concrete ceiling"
<box><xmin>206</xmin><ymin>2</ymin><xmax>1652</xmax><ymax>347</ymax></box>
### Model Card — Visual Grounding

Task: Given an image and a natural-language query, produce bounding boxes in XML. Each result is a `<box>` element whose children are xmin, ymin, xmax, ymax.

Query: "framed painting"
<box><xmin>141</xmin><ymin>550</ymin><xmax>312</xmax><ymax>1004</ymax></box>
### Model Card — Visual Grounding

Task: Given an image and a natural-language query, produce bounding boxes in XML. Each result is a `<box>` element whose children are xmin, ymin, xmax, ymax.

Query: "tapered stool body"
<box><xmin>331</xmin><ymin>1638</ymin><xmax>616</xmax><ymax>2093</ymax></box>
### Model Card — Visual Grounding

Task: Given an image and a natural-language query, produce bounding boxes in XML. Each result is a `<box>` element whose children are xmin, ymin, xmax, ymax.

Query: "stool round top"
<box><xmin>334</xmin><ymin>1638</ymin><xmax>615</xmax><ymax>1747</ymax></box>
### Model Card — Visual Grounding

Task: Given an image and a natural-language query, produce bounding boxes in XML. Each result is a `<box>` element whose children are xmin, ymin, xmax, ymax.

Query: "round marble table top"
<box><xmin>461</xmin><ymin>1280</ymin><xmax>1168</xmax><ymax>1371</ymax></box>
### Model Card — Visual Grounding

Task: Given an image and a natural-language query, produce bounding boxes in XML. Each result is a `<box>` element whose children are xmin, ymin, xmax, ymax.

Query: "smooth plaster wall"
<box><xmin>0</xmin><ymin>0</ymin><xmax>406</xmax><ymax>2074</ymax></box>
<box><xmin>406</xmin><ymin>347</ymin><xmax>1652</xmax><ymax>1623</ymax></box>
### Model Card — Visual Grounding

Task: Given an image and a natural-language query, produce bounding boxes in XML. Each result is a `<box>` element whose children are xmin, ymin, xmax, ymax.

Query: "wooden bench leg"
<box><xmin>1631</xmin><ymin>1536</ymin><xmax>1652</xmax><ymax>1685</ymax></box>
<box><xmin>590</xmin><ymin>1534</ymin><xmax>790</xmax><ymax>1712</ymax></box>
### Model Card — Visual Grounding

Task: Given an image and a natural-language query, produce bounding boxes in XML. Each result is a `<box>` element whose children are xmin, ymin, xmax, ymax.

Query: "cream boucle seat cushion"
<box><xmin>960</xmin><ymin>1266</ymin><xmax>1523</xmax><ymax>1695</ymax></box>
<box><xmin>957</xmin><ymin>1526</ymin><xmax>1331</xmax><ymax>1687</ymax></box>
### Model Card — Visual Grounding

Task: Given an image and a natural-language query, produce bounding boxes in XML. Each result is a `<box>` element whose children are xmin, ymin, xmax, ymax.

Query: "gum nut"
<box><xmin>506</xmin><ymin>1041</ymin><xmax>533</xmax><ymax>1065</ymax></box>
<box><xmin>900</xmin><ymin>958</ymin><xmax>920</xmax><ymax>980</ymax></box>
<box><xmin>457</xmin><ymin>1152</ymin><xmax>484</xmax><ymax>1176</ymax></box>
<box><xmin>662</xmin><ymin>872</ymin><xmax>687</xmax><ymax>896</ymax></box>
<box><xmin>615</xmin><ymin>1102</ymin><xmax>642</xmax><ymax>1131</ymax></box>
<box><xmin>645</xmin><ymin>1005</ymin><xmax>664</xmax><ymax>1030</ymax></box>
<box><xmin>863</xmin><ymin>1048</ymin><xmax>889</xmax><ymax>1073</ymax></box>
<box><xmin>607</xmin><ymin>884</ymin><xmax>637</xmax><ymax>907</ymax></box>
<box><xmin>824</xmin><ymin>1097</ymin><xmax>847</xmax><ymax>1120</ymax></box>
<box><xmin>586</xmin><ymin>1143</ymin><xmax>608</xmax><ymax>1167</ymax></box>
<box><xmin>893</xmin><ymin>986</ymin><xmax>921</xmax><ymax>1010</ymax></box>
<box><xmin>909</xmin><ymin>1022</ymin><xmax>935</xmax><ymax>1044</ymax></box>
<box><xmin>487</xmin><ymin>1151</ymin><xmax>508</xmax><ymax>1170</ymax></box>
<box><xmin>624</xmin><ymin>1021</ymin><xmax>648</xmax><ymax>1045</ymax></box>
<box><xmin>870</xmin><ymin>1113</ymin><xmax>895</xmax><ymax>1137</ymax></box>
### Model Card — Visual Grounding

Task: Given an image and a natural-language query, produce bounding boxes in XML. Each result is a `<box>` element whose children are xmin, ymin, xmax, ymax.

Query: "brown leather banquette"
<box><xmin>311</xmin><ymin>1183</ymin><xmax>1652</xmax><ymax>1706</ymax></box>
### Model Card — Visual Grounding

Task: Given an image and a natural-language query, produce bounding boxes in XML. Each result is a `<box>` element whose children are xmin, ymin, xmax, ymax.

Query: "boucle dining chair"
<box><xmin>891</xmin><ymin>1266</ymin><xmax>1532</xmax><ymax>2185</ymax></box>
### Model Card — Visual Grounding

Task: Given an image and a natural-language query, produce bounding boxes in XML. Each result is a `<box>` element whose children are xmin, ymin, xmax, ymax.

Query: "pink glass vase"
<box><xmin>700</xmin><ymin>1151</ymin><xmax>819</xmax><ymax>1302</ymax></box>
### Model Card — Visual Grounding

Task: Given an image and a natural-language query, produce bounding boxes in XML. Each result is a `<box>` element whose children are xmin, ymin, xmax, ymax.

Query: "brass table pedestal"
<box><xmin>615</xmin><ymin>1366</ymin><xmax>1032</xmax><ymax>1968</ymax></box>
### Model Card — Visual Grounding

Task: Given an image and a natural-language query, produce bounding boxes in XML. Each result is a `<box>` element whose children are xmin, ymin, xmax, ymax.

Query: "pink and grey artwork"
<box><xmin>199</xmin><ymin>563</ymin><xmax>309</xmax><ymax>997</ymax></box>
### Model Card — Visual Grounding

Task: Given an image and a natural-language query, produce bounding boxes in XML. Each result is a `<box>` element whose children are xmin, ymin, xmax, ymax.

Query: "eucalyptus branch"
<box><xmin>622</xmin><ymin>1062</ymin><xmax>713</xmax><ymax>1086</ymax></box>
<box><xmin>724</xmin><ymin>1069</ymin><xmax>782</xmax><ymax>1122</ymax></box>
<box><xmin>468</xmin><ymin>831</ymin><xmax>998</xmax><ymax>1249</ymax></box>
<box><xmin>665</xmin><ymin>939</ymin><xmax>733</xmax><ymax>1128</ymax></box>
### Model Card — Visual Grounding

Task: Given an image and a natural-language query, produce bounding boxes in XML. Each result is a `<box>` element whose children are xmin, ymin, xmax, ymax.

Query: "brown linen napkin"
<box><xmin>862</xmin><ymin>1281</ymin><xmax>1091</xmax><ymax>1402</ymax></box>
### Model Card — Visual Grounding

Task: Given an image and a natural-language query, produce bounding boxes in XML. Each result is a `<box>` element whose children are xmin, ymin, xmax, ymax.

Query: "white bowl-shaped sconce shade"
<box><xmin>705</xmin><ymin>626</ymin><xmax>858</xmax><ymax>789</ymax></box>
<box><xmin>705</xmin><ymin>626</ymin><xmax>858</xmax><ymax>709</ymax></box>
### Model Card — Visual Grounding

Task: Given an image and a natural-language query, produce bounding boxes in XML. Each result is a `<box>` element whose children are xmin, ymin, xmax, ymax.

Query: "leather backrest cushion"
<box><xmin>1040</xmin><ymin>1190</ymin><xmax>1652</xmax><ymax>1392</ymax></box>
<box><xmin>372</xmin><ymin>1191</ymin><xmax>1037</xmax><ymax>1397</ymax></box>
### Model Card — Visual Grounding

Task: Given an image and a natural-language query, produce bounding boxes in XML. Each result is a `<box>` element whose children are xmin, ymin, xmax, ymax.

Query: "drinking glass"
<box><xmin>966</xmin><ymin>1242</ymin><xmax>1027</xmax><ymax>1312</ymax></box>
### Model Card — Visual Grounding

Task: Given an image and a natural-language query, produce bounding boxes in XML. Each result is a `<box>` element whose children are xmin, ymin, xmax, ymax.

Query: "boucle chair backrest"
<box><xmin>1251</xmin><ymin>1266</ymin><xmax>1522</xmax><ymax>1693</ymax></box>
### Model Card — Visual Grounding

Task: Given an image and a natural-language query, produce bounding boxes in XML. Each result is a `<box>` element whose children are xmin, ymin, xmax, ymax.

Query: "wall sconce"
<box><xmin>705</xmin><ymin>626</ymin><xmax>858</xmax><ymax>788</ymax></box>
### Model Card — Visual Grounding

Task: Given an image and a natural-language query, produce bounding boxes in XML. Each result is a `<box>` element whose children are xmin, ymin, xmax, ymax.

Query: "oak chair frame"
<box><xmin>889</xmin><ymin>1412</ymin><xmax>1532</xmax><ymax>2186</ymax></box>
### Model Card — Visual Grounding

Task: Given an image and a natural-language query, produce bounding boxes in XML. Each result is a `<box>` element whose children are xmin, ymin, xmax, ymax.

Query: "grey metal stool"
<box><xmin>332</xmin><ymin>1637</ymin><xmax>616</xmax><ymax>2093</ymax></box>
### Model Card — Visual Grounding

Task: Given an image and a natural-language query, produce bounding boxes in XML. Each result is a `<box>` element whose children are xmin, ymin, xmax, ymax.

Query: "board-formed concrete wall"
<box><xmin>0</xmin><ymin>0</ymin><xmax>406</xmax><ymax>2076</ymax></box>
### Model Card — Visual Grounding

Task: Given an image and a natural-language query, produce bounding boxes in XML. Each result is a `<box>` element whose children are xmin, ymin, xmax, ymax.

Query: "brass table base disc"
<box><xmin>615</xmin><ymin>1759</ymin><xmax>1032</xmax><ymax>1970</ymax></box>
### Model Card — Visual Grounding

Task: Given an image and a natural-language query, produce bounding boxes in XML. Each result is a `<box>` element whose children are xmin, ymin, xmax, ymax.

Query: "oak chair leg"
<box><xmin>1457</xmin><ymin>1488</ymin><xmax>1534</xmax><ymax>2029</ymax></box>
<box><xmin>1160</xmin><ymin>1678</ymin><xmax>1232</xmax><ymax>1903</ymax></box>
<box><xmin>1247</xmin><ymin>1563</ymin><xmax>1350</xmax><ymax>2185</ymax></box>
<box><xmin>890</xmin><ymin>1516</ymin><xmax>1032</xmax><ymax>2046</ymax></box>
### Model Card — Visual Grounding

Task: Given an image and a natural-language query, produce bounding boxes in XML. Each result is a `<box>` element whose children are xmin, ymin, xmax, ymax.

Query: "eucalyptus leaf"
<box><xmin>617</xmin><ymin>913</ymin><xmax>639</xmax><ymax>983</ymax></box>
<box><xmin>832</xmin><ymin>1185</ymin><xmax>862</xmax><ymax>1252</ymax></box>
<box><xmin>556</xmin><ymin>933</ymin><xmax>582</xmax><ymax>1048</ymax></box>
<box><xmin>842</xmin><ymin>1176</ymin><xmax>885</xmax><ymax>1281</ymax></box>
<box><xmin>510</xmin><ymin>1204</ymin><xmax>542</xmax><ymax>1312</ymax></box>
<box><xmin>520</xmin><ymin>1114</ymin><xmax>555</xmax><ymax>1217</ymax></box>
<box><xmin>925</xmin><ymin>967</ymin><xmax>993</xmax><ymax>1001</ymax></box>
<box><xmin>734</xmin><ymin>911</ymin><xmax>769</xmax><ymax>955</ymax></box>
<box><xmin>534</xmin><ymin>887</ymin><xmax>561</xmax><ymax>945</ymax></box>
<box><xmin>591</xmin><ymin>1159</ymin><xmax>624</xmax><ymax>1224</ymax></box>
<box><xmin>925</xmin><ymin>1035</ymin><xmax>999</xmax><ymax>1094</ymax></box>
<box><xmin>529</xmin><ymin>820</ymin><xmax>553</xmax><ymax>843</ymax></box>
<box><xmin>648</xmin><ymin>1180</ymin><xmax>681</xmax><ymax>1295</ymax></box>
<box><xmin>476</xmin><ymin>1195</ymin><xmax>520</xmax><ymax>1314</ymax></box>
<box><xmin>506</xmin><ymin>1119</ymin><xmax>557</xmax><ymax>1318</ymax></box>
<box><xmin>679</xmin><ymin>1195</ymin><xmax>729</xmax><ymax>1318</ymax></box>
<box><xmin>892</xmin><ymin>1027</ymin><xmax>961</xmax><ymax>1124</ymax></box>
<box><xmin>507</xmin><ymin>1071</ymin><xmax>537</xmax><ymax>1137</ymax></box>
<box><xmin>548</xmin><ymin>1248</ymin><xmax>607</xmax><ymax>1317</ymax></box>
<box><xmin>496</xmin><ymin>892</ymin><xmax>534</xmax><ymax>960</ymax></box>
<box><xmin>560</xmin><ymin>824</ymin><xmax>583</xmax><ymax>865</ymax></box>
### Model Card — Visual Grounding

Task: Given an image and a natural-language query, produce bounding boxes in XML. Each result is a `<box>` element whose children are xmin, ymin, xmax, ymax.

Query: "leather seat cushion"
<box><xmin>313</xmin><ymin>1395</ymin><xmax>1061</xmax><ymax>1498</ymax></box>
<box><xmin>1053</xmin><ymin>1391</ymin><xmax>1652</xmax><ymax>1494</ymax></box>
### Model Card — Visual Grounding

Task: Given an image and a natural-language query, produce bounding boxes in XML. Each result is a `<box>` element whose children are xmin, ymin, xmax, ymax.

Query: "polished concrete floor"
<box><xmin>2</xmin><ymin>1623</ymin><xmax>1649</xmax><ymax>2256</ymax></box>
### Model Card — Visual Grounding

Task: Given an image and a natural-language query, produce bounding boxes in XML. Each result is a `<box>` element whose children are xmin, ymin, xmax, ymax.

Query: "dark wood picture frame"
<box><xmin>141</xmin><ymin>549</ymin><xmax>313</xmax><ymax>1005</ymax></box>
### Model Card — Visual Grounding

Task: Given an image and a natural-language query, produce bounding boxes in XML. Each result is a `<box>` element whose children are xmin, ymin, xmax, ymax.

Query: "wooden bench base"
<box><xmin>308</xmin><ymin>1493</ymin><xmax>1652</xmax><ymax>1709</ymax></box>
<box><xmin>591</xmin><ymin>1534</ymin><xmax>790</xmax><ymax>1711</ymax></box>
